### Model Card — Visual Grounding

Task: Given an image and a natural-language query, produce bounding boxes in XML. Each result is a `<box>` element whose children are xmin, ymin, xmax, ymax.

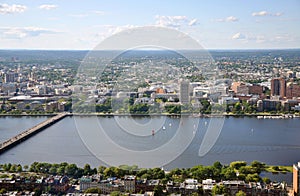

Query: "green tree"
<box><xmin>129</xmin><ymin>103</ymin><xmax>149</xmax><ymax>114</ymax></box>
<box><xmin>262</xmin><ymin>177</ymin><xmax>271</xmax><ymax>184</ymax></box>
<box><xmin>0</xmin><ymin>174</ymin><xmax>9</xmax><ymax>178</ymax></box>
<box><xmin>230</xmin><ymin>161</ymin><xmax>247</xmax><ymax>170</ymax></box>
<box><xmin>104</xmin><ymin>167</ymin><xmax>117</xmax><ymax>178</ymax></box>
<box><xmin>4</xmin><ymin>163</ymin><xmax>12</xmax><ymax>171</ymax></box>
<box><xmin>164</xmin><ymin>105</ymin><xmax>181</xmax><ymax>114</ymax></box>
<box><xmin>0</xmin><ymin>188</ymin><xmax>6</xmax><ymax>194</ymax></box>
<box><xmin>23</xmin><ymin>165</ymin><xmax>29</xmax><ymax>171</ymax></box>
<box><xmin>250</xmin><ymin>160</ymin><xmax>266</xmax><ymax>174</ymax></box>
<box><xmin>98</xmin><ymin>166</ymin><xmax>106</xmax><ymax>174</ymax></box>
<box><xmin>239</xmin><ymin>166</ymin><xmax>254</xmax><ymax>175</ymax></box>
<box><xmin>57</xmin><ymin>166</ymin><xmax>65</xmax><ymax>175</ymax></box>
<box><xmin>212</xmin><ymin>185</ymin><xmax>227</xmax><ymax>196</ymax></box>
<box><xmin>10</xmin><ymin>164</ymin><xmax>17</xmax><ymax>172</ymax></box>
<box><xmin>233</xmin><ymin>102</ymin><xmax>242</xmax><ymax>114</ymax></box>
<box><xmin>65</xmin><ymin>163</ymin><xmax>78</xmax><ymax>177</ymax></box>
<box><xmin>110</xmin><ymin>191</ymin><xmax>125</xmax><ymax>196</ymax></box>
<box><xmin>83</xmin><ymin>164</ymin><xmax>91</xmax><ymax>175</ymax></box>
<box><xmin>236</xmin><ymin>190</ymin><xmax>246</xmax><ymax>196</ymax></box>
<box><xmin>245</xmin><ymin>173</ymin><xmax>261</xmax><ymax>182</ymax></box>
<box><xmin>200</xmin><ymin>99</ymin><xmax>210</xmax><ymax>113</ymax></box>
<box><xmin>84</xmin><ymin>187</ymin><xmax>101</xmax><ymax>194</ymax></box>
<box><xmin>16</xmin><ymin>165</ymin><xmax>22</xmax><ymax>172</ymax></box>
<box><xmin>137</xmin><ymin>168</ymin><xmax>148</xmax><ymax>178</ymax></box>
<box><xmin>153</xmin><ymin>185</ymin><xmax>164</xmax><ymax>196</ymax></box>
<box><xmin>222</xmin><ymin>167</ymin><xmax>236</xmax><ymax>180</ymax></box>
<box><xmin>151</xmin><ymin>168</ymin><xmax>165</xmax><ymax>179</ymax></box>
<box><xmin>49</xmin><ymin>167</ymin><xmax>57</xmax><ymax>175</ymax></box>
<box><xmin>213</xmin><ymin>161</ymin><xmax>223</xmax><ymax>171</ymax></box>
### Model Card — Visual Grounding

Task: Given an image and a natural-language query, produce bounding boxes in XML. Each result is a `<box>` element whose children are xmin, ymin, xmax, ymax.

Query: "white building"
<box><xmin>218</xmin><ymin>96</ymin><xmax>240</xmax><ymax>105</ymax></box>
<box><xmin>202</xmin><ymin>179</ymin><xmax>216</xmax><ymax>190</ymax></box>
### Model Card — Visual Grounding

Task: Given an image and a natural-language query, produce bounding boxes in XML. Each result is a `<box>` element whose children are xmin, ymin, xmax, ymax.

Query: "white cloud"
<box><xmin>232</xmin><ymin>33</ymin><xmax>246</xmax><ymax>40</ymax></box>
<box><xmin>155</xmin><ymin>15</ymin><xmax>187</xmax><ymax>28</ymax></box>
<box><xmin>155</xmin><ymin>15</ymin><xmax>199</xmax><ymax>28</ymax></box>
<box><xmin>216</xmin><ymin>16</ymin><xmax>239</xmax><ymax>22</ymax></box>
<box><xmin>94</xmin><ymin>25</ymin><xmax>139</xmax><ymax>40</ymax></box>
<box><xmin>226</xmin><ymin>16</ymin><xmax>239</xmax><ymax>22</ymax></box>
<box><xmin>273</xmin><ymin>12</ymin><xmax>283</xmax><ymax>16</ymax></box>
<box><xmin>39</xmin><ymin>4</ymin><xmax>58</xmax><ymax>10</ymax></box>
<box><xmin>92</xmin><ymin>10</ymin><xmax>105</xmax><ymax>15</ymax></box>
<box><xmin>0</xmin><ymin>27</ymin><xmax>58</xmax><ymax>39</ymax></box>
<box><xmin>0</xmin><ymin>4</ymin><xmax>26</xmax><ymax>14</ymax></box>
<box><xmin>252</xmin><ymin>11</ymin><xmax>268</xmax><ymax>16</ymax></box>
<box><xmin>69</xmin><ymin>14</ymin><xmax>88</xmax><ymax>18</ymax></box>
<box><xmin>232</xmin><ymin>33</ymin><xmax>268</xmax><ymax>43</ymax></box>
<box><xmin>188</xmin><ymin>18</ymin><xmax>197</xmax><ymax>26</ymax></box>
<box><xmin>252</xmin><ymin>11</ymin><xmax>283</xmax><ymax>17</ymax></box>
<box><xmin>255</xmin><ymin>35</ymin><xmax>266</xmax><ymax>43</ymax></box>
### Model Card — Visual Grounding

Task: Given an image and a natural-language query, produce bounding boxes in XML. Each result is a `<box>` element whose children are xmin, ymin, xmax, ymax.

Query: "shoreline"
<box><xmin>0</xmin><ymin>112</ymin><xmax>299</xmax><ymax>118</ymax></box>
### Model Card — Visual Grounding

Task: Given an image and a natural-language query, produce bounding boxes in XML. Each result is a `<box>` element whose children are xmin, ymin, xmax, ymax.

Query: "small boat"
<box><xmin>162</xmin><ymin>126</ymin><xmax>166</xmax><ymax>130</ymax></box>
<box><xmin>169</xmin><ymin>123</ymin><xmax>172</xmax><ymax>127</ymax></box>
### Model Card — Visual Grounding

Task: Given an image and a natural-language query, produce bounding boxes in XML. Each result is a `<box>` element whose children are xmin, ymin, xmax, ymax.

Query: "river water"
<box><xmin>0</xmin><ymin>116</ymin><xmax>49</xmax><ymax>143</ymax></box>
<box><xmin>0</xmin><ymin>116</ymin><xmax>299</xmax><ymax>182</ymax></box>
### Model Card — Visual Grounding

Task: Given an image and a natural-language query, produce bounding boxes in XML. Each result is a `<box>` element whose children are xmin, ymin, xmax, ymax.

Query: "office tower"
<box><xmin>179</xmin><ymin>79</ymin><xmax>190</xmax><ymax>104</ymax></box>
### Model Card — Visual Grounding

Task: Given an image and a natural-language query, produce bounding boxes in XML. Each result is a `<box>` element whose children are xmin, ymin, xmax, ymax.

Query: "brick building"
<box><xmin>271</xmin><ymin>78</ymin><xmax>286</xmax><ymax>98</ymax></box>
<box><xmin>286</xmin><ymin>83</ymin><xmax>300</xmax><ymax>98</ymax></box>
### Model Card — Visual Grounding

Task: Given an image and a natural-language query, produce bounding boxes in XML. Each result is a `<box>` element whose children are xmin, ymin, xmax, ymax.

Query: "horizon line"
<box><xmin>0</xmin><ymin>48</ymin><xmax>299</xmax><ymax>51</ymax></box>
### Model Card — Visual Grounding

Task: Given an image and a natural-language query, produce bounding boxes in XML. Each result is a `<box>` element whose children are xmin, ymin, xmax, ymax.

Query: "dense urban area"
<box><xmin>1</xmin><ymin>49</ymin><xmax>300</xmax><ymax>195</ymax></box>
<box><xmin>0</xmin><ymin>50</ymin><xmax>300</xmax><ymax>116</ymax></box>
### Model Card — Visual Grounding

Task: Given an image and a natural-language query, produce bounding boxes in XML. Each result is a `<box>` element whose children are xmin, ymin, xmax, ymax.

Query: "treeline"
<box><xmin>0</xmin><ymin>161</ymin><xmax>290</xmax><ymax>184</ymax></box>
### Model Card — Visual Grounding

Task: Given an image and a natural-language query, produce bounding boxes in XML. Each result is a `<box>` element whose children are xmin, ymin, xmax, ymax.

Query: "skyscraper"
<box><xmin>179</xmin><ymin>79</ymin><xmax>190</xmax><ymax>104</ymax></box>
<box><xmin>271</xmin><ymin>78</ymin><xmax>286</xmax><ymax>98</ymax></box>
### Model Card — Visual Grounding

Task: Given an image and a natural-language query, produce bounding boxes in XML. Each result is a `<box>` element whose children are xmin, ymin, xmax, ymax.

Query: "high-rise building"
<box><xmin>293</xmin><ymin>162</ymin><xmax>300</xmax><ymax>196</ymax></box>
<box><xmin>271</xmin><ymin>78</ymin><xmax>286</xmax><ymax>98</ymax></box>
<box><xmin>179</xmin><ymin>79</ymin><xmax>190</xmax><ymax>104</ymax></box>
<box><xmin>4</xmin><ymin>72</ymin><xmax>17</xmax><ymax>83</ymax></box>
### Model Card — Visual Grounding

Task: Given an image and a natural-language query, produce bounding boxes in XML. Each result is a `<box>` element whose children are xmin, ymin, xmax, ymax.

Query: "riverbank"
<box><xmin>0</xmin><ymin>112</ymin><xmax>299</xmax><ymax>118</ymax></box>
<box><xmin>0</xmin><ymin>113</ymin><xmax>56</xmax><ymax>117</ymax></box>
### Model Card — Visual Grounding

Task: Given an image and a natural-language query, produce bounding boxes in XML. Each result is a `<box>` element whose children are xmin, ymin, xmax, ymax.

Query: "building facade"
<box><xmin>293</xmin><ymin>162</ymin><xmax>300</xmax><ymax>196</ymax></box>
<box><xmin>271</xmin><ymin>78</ymin><xmax>286</xmax><ymax>98</ymax></box>
<box><xmin>179</xmin><ymin>79</ymin><xmax>190</xmax><ymax>104</ymax></box>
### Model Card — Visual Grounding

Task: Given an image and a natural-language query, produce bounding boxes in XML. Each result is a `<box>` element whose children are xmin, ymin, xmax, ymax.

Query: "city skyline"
<box><xmin>0</xmin><ymin>0</ymin><xmax>299</xmax><ymax>50</ymax></box>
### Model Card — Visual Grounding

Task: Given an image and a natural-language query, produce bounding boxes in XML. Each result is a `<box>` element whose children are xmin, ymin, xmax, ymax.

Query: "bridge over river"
<box><xmin>0</xmin><ymin>113</ymin><xmax>70</xmax><ymax>154</ymax></box>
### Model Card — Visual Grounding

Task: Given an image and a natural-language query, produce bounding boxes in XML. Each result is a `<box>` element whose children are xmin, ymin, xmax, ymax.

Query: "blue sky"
<box><xmin>0</xmin><ymin>0</ymin><xmax>299</xmax><ymax>49</ymax></box>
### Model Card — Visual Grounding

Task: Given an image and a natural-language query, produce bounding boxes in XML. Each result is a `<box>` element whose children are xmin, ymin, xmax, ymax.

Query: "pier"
<box><xmin>0</xmin><ymin>113</ymin><xmax>70</xmax><ymax>154</ymax></box>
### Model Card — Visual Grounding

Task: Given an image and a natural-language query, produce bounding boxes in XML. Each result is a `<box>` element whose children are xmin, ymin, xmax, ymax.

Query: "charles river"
<box><xmin>1</xmin><ymin>115</ymin><xmax>300</xmax><ymax>183</ymax></box>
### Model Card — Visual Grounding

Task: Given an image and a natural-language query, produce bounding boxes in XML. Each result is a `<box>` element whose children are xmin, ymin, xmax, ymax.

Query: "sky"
<box><xmin>0</xmin><ymin>0</ymin><xmax>299</xmax><ymax>50</ymax></box>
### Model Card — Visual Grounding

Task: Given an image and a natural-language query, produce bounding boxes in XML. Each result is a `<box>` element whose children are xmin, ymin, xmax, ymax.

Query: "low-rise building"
<box><xmin>202</xmin><ymin>179</ymin><xmax>216</xmax><ymax>191</ymax></box>
<box><xmin>124</xmin><ymin>175</ymin><xmax>136</xmax><ymax>193</ymax></box>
